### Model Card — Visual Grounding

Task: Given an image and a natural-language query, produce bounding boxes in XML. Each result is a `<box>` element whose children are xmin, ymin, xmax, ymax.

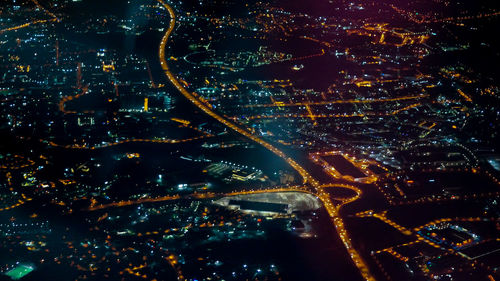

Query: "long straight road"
<box><xmin>156</xmin><ymin>1</ymin><xmax>376</xmax><ymax>280</ymax></box>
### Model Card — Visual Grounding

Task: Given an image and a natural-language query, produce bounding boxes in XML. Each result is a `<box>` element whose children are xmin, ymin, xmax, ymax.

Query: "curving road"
<box><xmin>156</xmin><ymin>1</ymin><xmax>376</xmax><ymax>280</ymax></box>
<box><xmin>157</xmin><ymin>0</ymin><xmax>316</xmax><ymax>187</ymax></box>
<box><xmin>0</xmin><ymin>0</ymin><xmax>59</xmax><ymax>34</ymax></box>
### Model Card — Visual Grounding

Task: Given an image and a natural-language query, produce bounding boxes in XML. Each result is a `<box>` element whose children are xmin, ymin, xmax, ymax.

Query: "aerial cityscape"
<box><xmin>0</xmin><ymin>0</ymin><xmax>499</xmax><ymax>280</ymax></box>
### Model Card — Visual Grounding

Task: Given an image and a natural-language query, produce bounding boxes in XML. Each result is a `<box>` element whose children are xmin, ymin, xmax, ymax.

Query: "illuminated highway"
<box><xmin>320</xmin><ymin>183</ymin><xmax>364</xmax><ymax>207</ymax></box>
<box><xmin>359</xmin><ymin>210</ymin><xmax>500</xmax><ymax>259</ymax></box>
<box><xmin>87</xmin><ymin>194</ymin><xmax>181</xmax><ymax>211</ymax></box>
<box><xmin>0</xmin><ymin>19</ymin><xmax>57</xmax><ymax>34</ymax></box>
<box><xmin>239</xmin><ymin>103</ymin><xmax>423</xmax><ymax>120</ymax></box>
<box><xmin>0</xmin><ymin>0</ymin><xmax>59</xmax><ymax>34</ymax></box>
<box><xmin>31</xmin><ymin>0</ymin><xmax>60</xmax><ymax>22</ymax></box>
<box><xmin>157</xmin><ymin>0</ymin><xmax>315</xmax><ymax>187</ymax></box>
<box><xmin>0</xmin><ymin>0</ymin><xmax>496</xmax><ymax>279</ymax></box>
<box><xmin>244</xmin><ymin>94</ymin><xmax>428</xmax><ymax>108</ymax></box>
<box><xmin>86</xmin><ymin>186</ymin><xmax>310</xmax><ymax>211</ymax></box>
<box><xmin>156</xmin><ymin>1</ymin><xmax>376</xmax><ymax>280</ymax></box>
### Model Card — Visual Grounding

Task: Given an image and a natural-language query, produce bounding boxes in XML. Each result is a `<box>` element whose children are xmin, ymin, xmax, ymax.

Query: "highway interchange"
<box><xmin>3</xmin><ymin>0</ymin><xmax>498</xmax><ymax>279</ymax></box>
<box><xmin>157</xmin><ymin>0</ymin><xmax>376</xmax><ymax>280</ymax></box>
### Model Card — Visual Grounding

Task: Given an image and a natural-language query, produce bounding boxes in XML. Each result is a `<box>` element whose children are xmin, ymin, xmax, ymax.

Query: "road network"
<box><xmin>156</xmin><ymin>1</ymin><xmax>376</xmax><ymax>280</ymax></box>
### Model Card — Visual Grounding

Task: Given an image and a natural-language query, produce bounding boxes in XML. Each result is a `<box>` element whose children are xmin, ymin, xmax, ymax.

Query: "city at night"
<box><xmin>0</xmin><ymin>0</ymin><xmax>499</xmax><ymax>280</ymax></box>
